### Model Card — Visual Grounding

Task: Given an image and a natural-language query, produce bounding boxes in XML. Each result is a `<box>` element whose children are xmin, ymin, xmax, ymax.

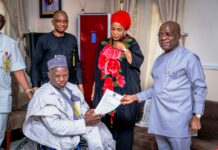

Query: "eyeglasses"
<box><xmin>157</xmin><ymin>32</ymin><xmax>179</xmax><ymax>38</ymax></box>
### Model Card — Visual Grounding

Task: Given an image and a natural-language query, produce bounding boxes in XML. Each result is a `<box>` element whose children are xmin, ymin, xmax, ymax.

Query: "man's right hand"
<box><xmin>85</xmin><ymin>110</ymin><xmax>102</xmax><ymax>126</ymax></box>
<box><xmin>120</xmin><ymin>94</ymin><xmax>138</xmax><ymax>105</ymax></box>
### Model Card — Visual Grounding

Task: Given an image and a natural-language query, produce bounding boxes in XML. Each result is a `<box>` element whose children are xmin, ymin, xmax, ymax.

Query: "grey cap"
<box><xmin>47</xmin><ymin>55</ymin><xmax>68</xmax><ymax>70</ymax></box>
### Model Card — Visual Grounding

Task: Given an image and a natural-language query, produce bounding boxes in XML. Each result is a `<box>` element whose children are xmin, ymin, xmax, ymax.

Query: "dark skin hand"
<box><xmin>189</xmin><ymin>116</ymin><xmax>201</xmax><ymax>135</ymax></box>
<box><xmin>84</xmin><ymin>109</ymin><xmax>103</xmax><ymax>126</ymax></box>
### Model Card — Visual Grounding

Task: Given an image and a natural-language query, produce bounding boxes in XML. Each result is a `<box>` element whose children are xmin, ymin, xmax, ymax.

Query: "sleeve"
<box><xmin>187</xmin><ymin>53</ymin><xmax>207</xmax><ymax>114</ymax></box>
<box><xmin>129</xmin><ymin>39</ymin><xmax>144</xmax><ymax>69</ymax></box>
<box><xmin>94</xmin><ymin>44</ymin><xmax>102</xmax><ymax>83</ymax></box>
<box><xmin>136</xmin><ymin>86</ymin><xmax>154</xmax><ymax>103</ymax></box>
<box><xmin>93</xmin><ymin>44</ymin><xmax>104</xmax><ymax>107</ymax></box>
<box><xmin>41</xmin><ymin>106</ymin><xmax>86</xmax><ymax>136</ymax></box>
<box><xmin>31</xmin><ymin>36</ymin><xmax>44</xmax><ymax>87</ymax></box>
<box><xmin>10</xmin><ymin>41</ymin><xmax>25</xmax><ymax>71</ymax></box>
<box><xmin>74</xmin><ymin>38</ymin><xmax>83</xmax><ymax>84</ymax></box>
<box><xmin>136</xmin><ymin>61</ymin><xmax>155</xmax><ymax>102</ymax></box>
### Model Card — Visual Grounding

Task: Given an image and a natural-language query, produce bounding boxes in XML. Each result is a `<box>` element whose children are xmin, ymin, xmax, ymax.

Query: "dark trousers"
<box><xmin>109</xmin><ymin>125</ymin><xmax>134</xmax><ymax>150</ymax></box>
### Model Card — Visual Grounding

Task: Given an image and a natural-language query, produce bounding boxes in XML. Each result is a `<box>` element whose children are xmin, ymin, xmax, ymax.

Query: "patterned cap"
<box><xmin>47</xmin><ymin>55</ymin><xmax>67</xmax><ymax>70</ymax></box>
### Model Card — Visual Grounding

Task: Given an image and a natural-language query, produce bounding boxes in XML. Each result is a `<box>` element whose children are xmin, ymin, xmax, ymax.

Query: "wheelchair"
<box><xmin>14</xmin><ymin>137</ymin><xmax>87</xmax><ymax>150</ymax></box>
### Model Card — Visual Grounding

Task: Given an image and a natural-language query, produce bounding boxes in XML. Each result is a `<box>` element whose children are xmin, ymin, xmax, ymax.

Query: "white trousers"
<box><xmin>0</xmin><ymin>113</ymin><xmax>9</xmax><ymax>146</ymax></box>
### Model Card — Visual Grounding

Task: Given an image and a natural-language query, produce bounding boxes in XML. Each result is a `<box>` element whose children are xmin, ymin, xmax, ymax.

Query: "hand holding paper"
<box><xmin>95</xmin><ymin>89</ymin><xmax>123</xmax><ymax>115</ymax></box>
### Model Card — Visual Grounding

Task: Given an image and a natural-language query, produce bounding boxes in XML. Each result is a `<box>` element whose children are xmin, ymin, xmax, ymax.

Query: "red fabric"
<box><xmin>110</xmin><ymin>111</ymin><xmax>115</xmax><ymax>127</ymax></box>
<box><xmin>111</xmin><ymin>10</ymin><xmax>131</xmax><ymax>30</ymax></box>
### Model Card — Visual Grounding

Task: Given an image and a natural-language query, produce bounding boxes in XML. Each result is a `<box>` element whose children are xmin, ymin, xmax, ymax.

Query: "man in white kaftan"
<box><xmin>0</xmin><ymin>10</ymin><xmax>32</xmax><ymax>147</ymax></box>
<box><xmin>23</xmin><ymin>55</ymin><xmax>115</xmax><ymax>150</ymax></box>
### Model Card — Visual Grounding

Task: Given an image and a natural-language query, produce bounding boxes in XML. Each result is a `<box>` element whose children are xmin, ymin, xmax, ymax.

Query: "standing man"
<box><xmin>0</xmin><ymin>11</ymin><xmax>32</xmax><ymax>147</ymax></box>
<box><xmin>121</xmin><ymin>21</ymin><xmax>207</xmax><ymax>150</ymax></box>
<box><xmin>31</xmin><ymin>10</ymin><xmax>84</xmax><ymax>93</ymax></box>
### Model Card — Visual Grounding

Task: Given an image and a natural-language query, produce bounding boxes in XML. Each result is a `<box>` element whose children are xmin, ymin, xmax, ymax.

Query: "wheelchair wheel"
<box><xmin>14</xmin><ymin>137</ymin><xmax>40</xmax><ymax>150</ymax></box>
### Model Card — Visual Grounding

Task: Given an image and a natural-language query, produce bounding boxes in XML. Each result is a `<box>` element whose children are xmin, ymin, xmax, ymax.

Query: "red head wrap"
<box><xmin>111</xmin><ymin>10</ymin><xmax>131</xmax><ymax>30</ymax></box>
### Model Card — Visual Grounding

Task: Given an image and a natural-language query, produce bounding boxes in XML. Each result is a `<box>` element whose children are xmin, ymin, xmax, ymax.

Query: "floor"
<box><xmin>133</xmin><ymin>126</ymin><xmax>158</xmax><ymax>150</ymax></box>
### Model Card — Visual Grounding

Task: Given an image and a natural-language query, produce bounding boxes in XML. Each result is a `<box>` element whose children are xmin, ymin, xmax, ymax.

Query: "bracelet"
<box><xmin>33</xmin><ymin>87</ymin><xmax>38</xmax><ymax>91</ymax></box>
<box><xmin>122</xmin><ymin>47</ymin><xmax>127</xmax><ymax>52</ymax></box>
<box><xmin>25</xmin><ymin>89</ymin><xmax>32</xmax><ymax>94</ymax></box>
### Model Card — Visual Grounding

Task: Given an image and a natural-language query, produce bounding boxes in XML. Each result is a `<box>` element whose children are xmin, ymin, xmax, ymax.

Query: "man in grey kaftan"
<box><xmin>23</xmin><ymin>55</ymin><xmax>115</xmax><ymax>150</ymax></box>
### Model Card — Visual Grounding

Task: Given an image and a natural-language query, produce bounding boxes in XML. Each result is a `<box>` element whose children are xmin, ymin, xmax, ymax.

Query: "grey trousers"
<box><xmin>0</xmin><ymin>113</ymin><xmax>8</xmax><ymax>146</ymax></box>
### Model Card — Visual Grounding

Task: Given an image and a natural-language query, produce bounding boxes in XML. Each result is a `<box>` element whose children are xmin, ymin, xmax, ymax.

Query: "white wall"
<box><xmin>27</xmin><ymin>0</ymin><xmax>106</xmax><ymax>36</ymax></box>
<box><xmin>183</xmin><ymin>0</ymin><xmax>218</xmax><ymax>66</ymax></box>
<box><xmin>183</xmin><ymin>0</ymin><xmax>218</xmax><ymax>101</ymax></box>
<box><xmin>204</xmin><ymin>70</ymin><xmax>218</xmax><ymax>101</ymax></box>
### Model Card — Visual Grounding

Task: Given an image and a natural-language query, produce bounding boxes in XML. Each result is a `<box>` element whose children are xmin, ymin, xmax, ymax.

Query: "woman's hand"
<box><xmin>113</xmin><ymin>41</ymin><xmax>132</xmax><ymax>64</ymax></box>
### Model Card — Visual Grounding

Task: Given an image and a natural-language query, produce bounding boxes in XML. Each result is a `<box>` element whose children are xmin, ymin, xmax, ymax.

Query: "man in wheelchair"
<box><xmin>23</xmin><ymin>55</ymin><xmax>115</xmax><ymax>150</ymax></box>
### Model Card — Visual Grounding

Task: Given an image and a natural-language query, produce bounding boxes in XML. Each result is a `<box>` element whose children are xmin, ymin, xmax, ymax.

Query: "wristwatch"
<box><xmin>194</xmin><ymin>113</ymin><xmax>202</xmax><ymax>119</ymax></box>
<box><xmin>122</xmin><ymin>47</ymin><xmax>127</xmax><ymax>52</ymax></box>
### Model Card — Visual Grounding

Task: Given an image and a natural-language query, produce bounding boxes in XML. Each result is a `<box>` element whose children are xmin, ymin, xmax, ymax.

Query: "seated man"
<box><xmin>23</xmin><ymin>55</ymin><xmax>115</xmax><ymax>150</ymax></box>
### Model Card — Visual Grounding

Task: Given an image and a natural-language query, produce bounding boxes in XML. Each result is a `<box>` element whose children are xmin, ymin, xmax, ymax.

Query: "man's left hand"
<box><xmin>189</xmin><ymin>116</ymin><xmax>201</xmax><ymax>135</ymax></box>
<box><xmin>25</xmin><ymin>89</ymin><xmax>33</xmax><ymax>100</ymax></box>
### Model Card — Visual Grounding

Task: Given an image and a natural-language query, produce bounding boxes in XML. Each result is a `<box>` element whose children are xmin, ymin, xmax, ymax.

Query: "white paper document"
<box><xmin>95</xmin><ymin>89</ymin><xmax>123</xmax><ymax>115</ymax></box>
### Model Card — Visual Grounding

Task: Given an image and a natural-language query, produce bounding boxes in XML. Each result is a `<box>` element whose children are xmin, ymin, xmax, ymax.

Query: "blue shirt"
<box><xmin>137</xmin><ymin>46</ymin><xmax>207</xmax><ymax>138</ymax></box>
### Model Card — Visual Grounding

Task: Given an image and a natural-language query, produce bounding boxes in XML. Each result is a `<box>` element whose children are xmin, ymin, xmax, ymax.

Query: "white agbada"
<box><xmin>23</xmin><ymin>82</ymin><xmax>115</xmax><ymax>150</ymax></box>
<box><xmin>0</xmin><ymin>32</ymin><xmax>26</xmax><ymax>145</ymax></box>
